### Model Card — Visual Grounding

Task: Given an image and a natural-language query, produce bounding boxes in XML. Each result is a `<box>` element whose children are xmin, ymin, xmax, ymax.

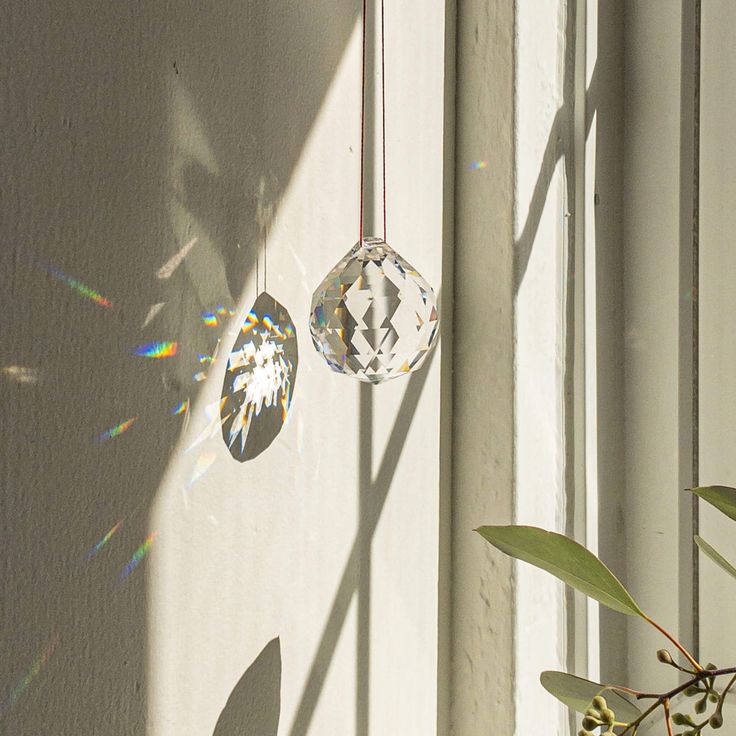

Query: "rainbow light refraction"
<box><xmin>470</xmin><ymin>160</ymin><xmax>489</xmax><ymax>170</ymax></box>
<box><xmin>30</xmin><ymin>257</ymin><xmax>112</xmax><ymax>308</ymax></box>
<box><xmin>95</xmin><ymin>418</ymin><xmax>137</xmax><ymax>444</ymax></box>
<box><xmin>131</xmin><ymin>341</ymin><xmax>178</xmax><ymax>358</ymax></box>
<box><xmin>202</xmin><ymin>311</ymin><xmax>218</xmax><ymax>327</ymax></box>
<box><xmin>171</xmin><ymin>399</ymin><xmax>189</xmax><ymax>415</ymax></box>
<box><xmin>86</xmin><ymin>520</ymin><xmax>123</xmax><ymax>560</ymax></box>
<box><xmin>0</xmin><ymin>633</ymin><xmax>60</xmax><ymax>717</ymax></box>
<box><xmin>119</xmin><ymin>532</ymin><xmax>159</xmax><ymax>582</ymax></box>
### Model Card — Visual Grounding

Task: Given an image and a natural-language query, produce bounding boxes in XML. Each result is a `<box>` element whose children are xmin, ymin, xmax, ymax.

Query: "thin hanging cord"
<box><xmin>264</xmin><ymin>225</ymin><xmax>268</xmax><ymax>293</ymax></box>
<box><xmin>256</xmin><ymin>254</ymin><xmax>259</xmax><ymax>296</ymax></box>
<box><xmin>380</xmin><ymin>0</ymin><xmax>387</xmax><ymax>241</ymax></box>
<box><xmin>359</xmin><ymin>0</ymin><xmax>367</xmax><ymax>241</ymax></box>
<box><xmin>358</xmin><ymin>0</ymin><xmax>388</xmax><ymax>242</ymax></box>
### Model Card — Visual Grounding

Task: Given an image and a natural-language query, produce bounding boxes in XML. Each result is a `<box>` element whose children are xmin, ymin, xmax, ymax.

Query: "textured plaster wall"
<box><xmin>0</xmin><ymin>2</ymin><xmax>447</xmax><ymax>735</ymax></box>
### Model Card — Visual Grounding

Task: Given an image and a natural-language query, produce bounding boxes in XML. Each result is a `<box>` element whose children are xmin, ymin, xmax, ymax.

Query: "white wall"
<box><xmin>0</xmin><ymin>2</ymin><xmax>448</xmax><ymax>735</ymax></box>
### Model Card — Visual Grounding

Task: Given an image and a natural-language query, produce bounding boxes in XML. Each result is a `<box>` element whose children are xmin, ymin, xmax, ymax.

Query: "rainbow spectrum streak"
<box><xmin>30</xmin><ymin>257</ymin><xmax>112</xmax><ymax>308</ymax></box>
<box><xmin>131</xmin><ymin>341</ymin><xmax>178</xmax><ymax>358</ymax></box>
<box><xmin>119</xmin><ymin>532</ymin><xmax>159</xmax><ymax>582</ymax></box>
<box><xmin>171</xmin><ymin>399</ymin><xmax>189</xmax><ymax>416</ymax></box>
<box><xmin>470</xmin><ymin>160</ymin><xmax>489</xmax><ymax>170</ymax></box>
<box><xmin>201</xmin><ymin>311</ymin><xmax>219</xmax><ymax>327</ymax></box>
<box><xmin>95</xmin><ymin>418</ymin><xmax>136</xmax><ymax>444</ymax></box>
<box><xmin>0</xmin><ymin>633</ymin><xmax>60</xmax><ymax>717</ymax></box>
<box><xmin>86</xmin><ymin>520</ymin><xmax>123</xmax><ymax>561</ymax></box>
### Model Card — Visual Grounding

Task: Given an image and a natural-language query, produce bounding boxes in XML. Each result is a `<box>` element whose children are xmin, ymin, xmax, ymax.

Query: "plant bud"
<box><xmin>695</xmin><ymin>696</ymin><xmax>707</xmax><ymax>714</ymax></box>
<box><xmin>684</xmin><ymin>685</ymin><xmax>701</xmax><ymax>696</ymax></box>
<box><xmin>582</xmin><ymin>716</ymin><xmax>601</xmax><ymax>730</ymax></box>
<box><xmin>710</xmin><ymin>711</ymin><xmax>724</xmax><ymax>729</ymax></box>
<box><xmin>601</xmin><ymin>708</ymin><xmax>615</xmax><ymax>724</ymax></box>
<box><xmin>673</xmin><ymin>712</ymin><xmax>695</xmax><ymax>727</ymax></box>
<box><xmin>656</xmin><ymin>649</ymin><xmax>674</xmax><ymax>664</ymax></box>
<box><xmin>591</xmin><ymin>695</ymin><xmax>607</xmax><ymax>711</ymax></box>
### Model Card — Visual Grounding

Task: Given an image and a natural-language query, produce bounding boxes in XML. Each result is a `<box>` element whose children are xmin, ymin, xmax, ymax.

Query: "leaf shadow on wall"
<box><xmin>213</xmin><ymin>638</ymin><xmax>281</xmax><ymax>736</ymax></box>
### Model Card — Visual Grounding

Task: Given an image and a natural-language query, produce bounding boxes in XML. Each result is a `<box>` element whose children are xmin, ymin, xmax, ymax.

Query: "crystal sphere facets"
<box><xmin>309</xmin><ymin>237</ymin><xmax>439</xmax><ymax>384</ymax></box>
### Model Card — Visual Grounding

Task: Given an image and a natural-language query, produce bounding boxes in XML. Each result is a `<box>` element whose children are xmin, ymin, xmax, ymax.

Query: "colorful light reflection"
<box><xmin>29</xmin><ymin>257</ymin><xmax>112</xmax><ymax>308</ymax></box>
<box><xmin>0</xmin><ymin>633</ymin><xmax>60</xmax><ymax>717</ymax></box>
<box><xmin>470</xmin><ymin>160</ymin><xmax>489</xmax><ymax>170</ymax></box>
<box><xmin>86</xmin><ymin>520</ymin><xmax>123</xmax><ymax>561</ymax></box>
<box><xmin>119</xmin><ymin>532</ymin><xmax>159</xmax><ymax>582</ymax></box>
<box><xmin>171</xmin><ymin>399</ymin><xmax>189</xmax><ymax>416</ymax></box>
<box><xmin>131</xmin><ymin>341</ymin><xmax>178</xmax><ymax>358</ymax></box>
<box><xmin>201</xmin><ymin>312</ymin><xmax>218</xmax><ymax>327</ymax></box>
<box><xmin>95</xmin><ymin>418</ymin><xmax>137</xmax><ymax>444</ymax></box>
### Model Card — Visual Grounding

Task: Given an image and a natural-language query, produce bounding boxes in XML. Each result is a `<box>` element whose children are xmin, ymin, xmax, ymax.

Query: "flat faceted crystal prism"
<box><xmin>221</xmin><ymin>291</ymin><xmax>298</xmax><ymax>461</ymax></box>
<box><xmin>309</xmin><ymin>237</ymin><xmax>439</xmax><ymax>384</ymax></box>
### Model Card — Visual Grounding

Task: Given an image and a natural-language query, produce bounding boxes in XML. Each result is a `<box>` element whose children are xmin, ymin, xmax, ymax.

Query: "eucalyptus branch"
<box><xmin>642</xmin><ymin>613</ymin><xmax>703</xmax><ymax>672</ymax></box>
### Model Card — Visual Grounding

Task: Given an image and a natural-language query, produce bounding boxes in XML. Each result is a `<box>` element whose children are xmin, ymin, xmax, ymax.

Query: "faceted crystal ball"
<box><xmin>309</xmin><ymin>237</ymin><xmax>439</xmax><ymax>384</ymax></box>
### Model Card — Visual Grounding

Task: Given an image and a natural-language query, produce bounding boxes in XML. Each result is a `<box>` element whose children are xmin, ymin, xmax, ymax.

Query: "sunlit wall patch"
<box><xmin>0</xmin><ymin>632</ymin><xmax>60</xmax><ymax>717</ymax></box>
<box><xmin>131</xmin><ymin>341</ymin><xmax>178</xmax><ymax>358</ymax></box>
<box><xmin>187</xmin><ymin>451</ymin><xmax>217</xmax><ymax>488</ymax></box>
<box><xmin>220</xmin><ymin>292</ymin><xmax>298</xmax><ymax>462</ymax></box>
<box><xmin>156</xmin><ymin>237</ymin><xmax>198</xmax><ymax>279</ymax></box>
<box><xmin>95</xmin><ymin>417</ymin><xmax>137</xmax><ymax>445</ymax></box>
<box><xmin>119</xmin><ymin>532</ymin><xmax>159</xmax><ymax>582</ymax></box>
<box><xmin>2</xmin><ymin>366</ymin><xmax>41</xmax><ymax>385</ymax></box>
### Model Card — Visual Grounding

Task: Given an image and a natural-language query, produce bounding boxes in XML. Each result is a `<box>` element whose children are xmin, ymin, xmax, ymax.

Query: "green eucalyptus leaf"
<box><xmin>540</xmin><ymin>671</ymin><xmax>642</xmax><ymax>722</ymax></box>
<box><xmin>694</xmin><ymin>535</ymin><xmax>736</xmax><ymax>582</ymax></box>
<box><xmin>475</xmin><ymin>526</ymin><xmax>643</xmax><ymax>616</ymax></box>
<box><xmin>690</xmin><ymin>486</ymin><xmax>736</xmax><ymax>523</ymax></box>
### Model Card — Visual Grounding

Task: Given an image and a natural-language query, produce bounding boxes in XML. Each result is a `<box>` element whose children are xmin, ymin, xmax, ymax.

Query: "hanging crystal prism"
<box><xmin>220</xmin><ymin>292</ymin><xmax>298</xmax><ymax>461</ymax></box>
<box><xmin>309</xmin><ymin>237</ymin><xmax>439</xmax><ymax>384</ymax></box>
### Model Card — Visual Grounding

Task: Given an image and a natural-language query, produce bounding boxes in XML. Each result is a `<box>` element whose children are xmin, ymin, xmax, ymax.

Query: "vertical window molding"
<box><xmin>449</xmin><ymin>0</ymin><xmax>514</xmax><ymax>734</ymax></box>
<box><xmin>514</xmin><ymin>0</ymin><xmax>572</xmax><ymax>732</ymax></box>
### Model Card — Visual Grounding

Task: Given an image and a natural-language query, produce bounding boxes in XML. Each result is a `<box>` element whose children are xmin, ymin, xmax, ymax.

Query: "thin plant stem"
<box><xmin>642</xmin><ymin>613</ymin><xmax>702</xmax><ymax>672</ymax></box>
<box><xmin>663</xmin><ymin>699</ymin><xmax>673</xmax><ymax>736</ymax></box>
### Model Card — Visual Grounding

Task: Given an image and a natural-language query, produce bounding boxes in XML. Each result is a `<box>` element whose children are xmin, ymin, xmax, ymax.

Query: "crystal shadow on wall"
<box><xmin>213</xmin><ymin>637</ymin><xmax>281</xmax><ymax>736</ymax></box>
<box><xmin>309</xmin><ymin>237</ymin><xmax>439</xmax><ymax>384</ymax></box>
<box><xmin>220</xmin><ymin>292</ymin><xmax>297</xmax><ymax>461</ymax></box>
